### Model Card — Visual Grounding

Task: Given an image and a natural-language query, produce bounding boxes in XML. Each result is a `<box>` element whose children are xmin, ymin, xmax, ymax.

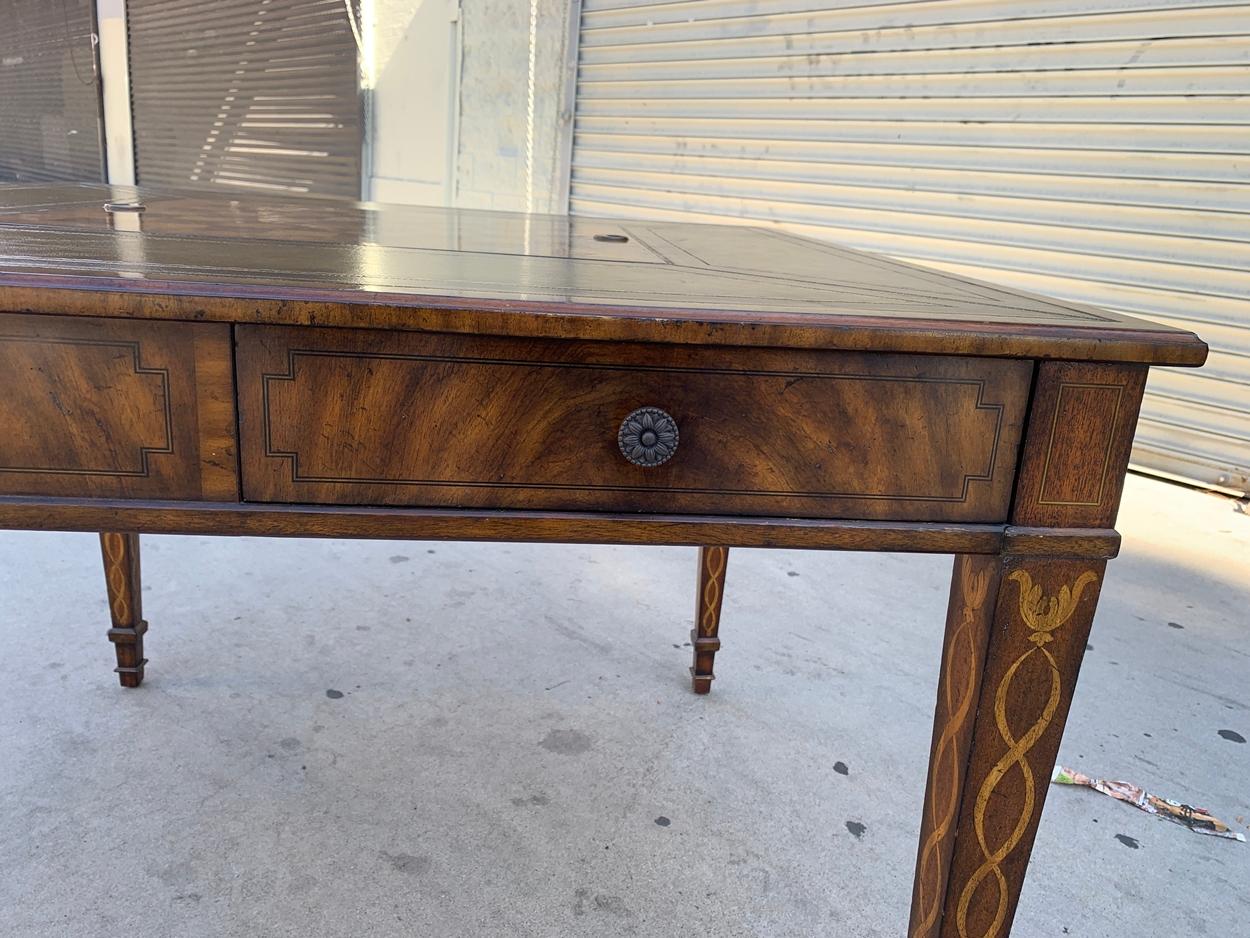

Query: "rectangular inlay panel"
<box><xmin>237</xmin><ymin>325</ymin><xmax>1030</xmax><ymax>521</ymax></box>
<box><xmin>1012</xmin><ymin>361</ymin><xmax>1148</xmax><ymax>528</ymax></box>
<box><xmin>0</xmin><ymin>313</ymin><xmax>238</xmax><ymax>500</ymax></box>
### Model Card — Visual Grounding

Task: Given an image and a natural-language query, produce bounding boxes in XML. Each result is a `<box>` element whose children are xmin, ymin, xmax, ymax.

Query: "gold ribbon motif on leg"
<box><xmin>955</xmin><ymin>569</ymin><xmax>1097</xmax><ymax>938</ymax></box>
<box><xmin>911</xmin><ymin>560</ymin><xmax>993</xmax><ymax>937</ymax></box>
<box><xmin>700</xmin><ymin>547</ymin><xmax>727</xmax><ymax>637</ymax></box>
<box><xmin>100</xmin><ymin>532</ymin><xmax>132</xmax><ymax>624</ymax></box>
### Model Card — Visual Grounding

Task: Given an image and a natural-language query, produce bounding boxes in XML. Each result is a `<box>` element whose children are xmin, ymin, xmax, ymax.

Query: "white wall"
<box><xmin>366</xmin><ymin>0</ymin><xmax>576</xmax><ymax>213</ymax></box>
<box><xmin>95</xmin><ymin>0</ymin><xmax>135</xmax><ymax>184</ymax></box>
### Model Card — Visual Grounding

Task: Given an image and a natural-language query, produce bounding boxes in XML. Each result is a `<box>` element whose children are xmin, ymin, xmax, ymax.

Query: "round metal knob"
<box><xmin>618</xmin><ymin>407</ymin><xmax>679</xmax><ymax>467</ymax></box>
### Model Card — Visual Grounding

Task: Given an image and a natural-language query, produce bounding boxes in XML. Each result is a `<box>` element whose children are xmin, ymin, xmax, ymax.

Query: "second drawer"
<box><xmin>236</xmin><ymin>325</ymin><xmax>1030</xmax><ymax>521</ymax></box>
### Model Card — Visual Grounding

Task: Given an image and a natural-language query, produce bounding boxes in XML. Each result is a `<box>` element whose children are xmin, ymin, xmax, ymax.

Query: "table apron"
<box><xmin>0</xmin><ymin>496</ymin><xmax>1119</xmax><ymax>559</ymax></box>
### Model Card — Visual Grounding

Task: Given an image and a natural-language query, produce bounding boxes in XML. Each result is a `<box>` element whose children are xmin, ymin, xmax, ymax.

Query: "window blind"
<box><xmin>0</xmin><ymin>0</ymin><xmax>105</xmax><ymax>183</ymax></box>
<box><xmin>126</xmin><ymin>0</ymin><xmax>363</xmax><ymax>197</ymax></box>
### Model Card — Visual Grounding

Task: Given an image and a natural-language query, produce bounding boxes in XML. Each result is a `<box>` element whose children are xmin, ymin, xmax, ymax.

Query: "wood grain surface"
<box><xmin>0</xmin><ymin>313</ymin><xmax>237</xmax><ymax>500</ymax></box>
<box><xmin>1011</xmin><ymin>362</ymin><xmax>1149</xmax><ymax>528</ymax></box>
<box><xmin>237</xmin><ymin>324</ymin><xmax>1031</xmax><ymax>520</ymax></box>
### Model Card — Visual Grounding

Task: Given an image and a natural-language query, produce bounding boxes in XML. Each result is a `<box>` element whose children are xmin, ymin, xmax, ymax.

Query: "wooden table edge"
<box><xmin>0</xmin><ymin>280</ymin><xmax>1209</xmax><ymax>367</ymax></box>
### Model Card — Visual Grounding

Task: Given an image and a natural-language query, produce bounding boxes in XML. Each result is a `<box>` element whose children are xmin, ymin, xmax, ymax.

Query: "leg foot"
<box><xmin>690</xmin><ymin>546</ymin><xmax>728</xmax><ymax>694</ymax></box>
<box><xmin>100</xmin><ymin>532</ymin><xmax>147</xmax><ymax>688</ymax></box>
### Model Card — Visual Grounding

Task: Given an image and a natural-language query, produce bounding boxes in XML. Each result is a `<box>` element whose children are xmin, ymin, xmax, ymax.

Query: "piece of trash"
<box><xmin>1052</xmin><ymin>765</ymin><xmax>1245</xmax><ymax>842</ymax></box>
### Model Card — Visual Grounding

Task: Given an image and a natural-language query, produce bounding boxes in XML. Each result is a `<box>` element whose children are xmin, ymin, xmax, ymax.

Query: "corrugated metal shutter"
<box><xmin>0</xmin><ymin>0</ymin><xmax>105</xmax><ymax>183</ymax></box>
<box><xmin>126</xmin><ymin>0</ymin><xmax>363</xmax><ymax>197</ymax></box>
<box><xmin>572</xmin><ymin>0</ymin><xmax>1250</xmax><ymax>493</ymax></box>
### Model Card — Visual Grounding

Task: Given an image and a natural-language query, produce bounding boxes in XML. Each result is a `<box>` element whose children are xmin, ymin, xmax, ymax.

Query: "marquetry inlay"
<box><xmin>1036</xmin><ymin>382</ymin><xmax>1125</xmax><ymax>507</ymax></box>
<box><xmin>0</xmin><ymin>335</ymin><xmax>173</xmax><ymax>478</ymax></box>
<box><xmin>912</xmin><ymin>557</ymin><xmax>994</xmax><ymax>938</ymax></box>
<box><xmin>954</xmin><ymin>569</ymin><xmax>1099</xmax><ymax>938</ymax></box>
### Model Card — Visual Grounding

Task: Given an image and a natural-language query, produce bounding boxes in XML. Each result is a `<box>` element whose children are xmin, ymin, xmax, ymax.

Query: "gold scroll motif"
<box><xmin>699</xmin><ymin>547</ymin><xmax>727</xmax><ymax>637</ymax></box>
<box><xmin>100</xmin><ymin>533</ymin><xmax>134</xmax><ymax>625</ymax></box>
<box><xmin>955</xmin><ymin>569</ymin><xmax>1098</xmax><ymax>938</ymax></box>
<box><xmin>911</xmin><ymin>559</ymin><xmax>993</xmax><ymax>938</ymax></box>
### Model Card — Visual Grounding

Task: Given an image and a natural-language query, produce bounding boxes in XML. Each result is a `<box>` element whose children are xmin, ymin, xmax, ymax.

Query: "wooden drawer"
<box><xmin>0</xmin><ymin>313</ymin><xmax>238</xmax><ymax>500</ymax></box>
<box><xmin>237</xmin><ymin>325</ymin><xmax>1031</xmax><ymax>521</ymax></box>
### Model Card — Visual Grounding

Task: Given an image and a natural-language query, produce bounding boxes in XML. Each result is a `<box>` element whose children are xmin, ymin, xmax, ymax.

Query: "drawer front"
<box><xmin>0</xmin><ymin>313</ymin><xmax>238</xmax><ymax>500</ymax></box>
<box><xmin>237</xmin><ymin>325</ymin><xmax>1031</xmax><ymax>521</ymax></box>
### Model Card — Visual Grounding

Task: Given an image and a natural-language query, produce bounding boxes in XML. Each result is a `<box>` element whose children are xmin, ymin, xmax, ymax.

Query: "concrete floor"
<box><xmin>0</xmin><ymin>473</ymin><xmax>1246</xmax><ymax>937</ymax></box>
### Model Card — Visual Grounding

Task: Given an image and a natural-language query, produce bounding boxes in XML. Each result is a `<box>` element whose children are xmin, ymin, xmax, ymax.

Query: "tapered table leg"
<box><xmin>909</xmin><ymin>555</ymin><xmax>1000</xmax><ymax>938</ymax></box>
<box><xmin>910</xmin><ymin>554</ymin><xmax>1104</xmax><ymax>938</ymax></box>
<box><xmin>99</xmin><ymin>532</ymin><xmax>148</xmax><ymax>688</ymax></box>
<box><xmin>690</xmin><ymin>546</ymin><xmax>728</xmax><ymax>694</ymax></box>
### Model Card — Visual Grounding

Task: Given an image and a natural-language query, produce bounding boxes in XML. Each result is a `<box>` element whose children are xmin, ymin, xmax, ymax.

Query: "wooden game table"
<box><xmin>0</xmin><ymin>183</ymin><xmax>1206</xmax><ymax>937</ymax></box>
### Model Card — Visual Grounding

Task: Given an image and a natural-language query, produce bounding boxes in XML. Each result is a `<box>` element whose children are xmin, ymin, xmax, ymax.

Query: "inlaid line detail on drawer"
<box><xmin>1036</xmin><ymin>382</ymin><xmax>1125</xmax><ymax>508</ymax></box>
<box><xmin>0</xmin><ymin>334</ymin><xmax>174</xmax><ymax>478</ymax></box>
<box><xmin>260</xmin><ymin>348</ymin><xmax>1008</xmax><ymax>504</ymax></box>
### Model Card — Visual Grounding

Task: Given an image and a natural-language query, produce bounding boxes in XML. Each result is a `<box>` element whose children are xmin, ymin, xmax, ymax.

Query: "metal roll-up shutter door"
<box><xmin>0</xmin><ymin>0</ymin><xmax>105</xmax><ymax>183</ymax></box>
<box><xmin>572</xmin><ymin>0</ymin><xmax>1250</xmax><ymax>493</ymax></box>
<box><xmin>126</xmin><ymin>0</ymin><xmax>363</xmax><ymax>197</ymax></box>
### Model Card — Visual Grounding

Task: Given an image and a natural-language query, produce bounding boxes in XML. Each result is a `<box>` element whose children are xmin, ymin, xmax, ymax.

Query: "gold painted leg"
<box><xmin>690</xmin><ymin>546</ymin><xmax>728</xmax><ymax>694</ymax></box>
<box><xmin>99</xmin><ymin>532</ymin><xmax>147</xmax><ymax>688</ymax></box>
<box><xmin>923</xmin><ymin>555</ymin><xmax>1104</xmax><ymax>938</ymax></box>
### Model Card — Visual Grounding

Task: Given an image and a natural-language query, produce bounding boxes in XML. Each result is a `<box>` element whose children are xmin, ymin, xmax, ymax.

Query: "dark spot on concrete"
<box><xmin>1143</xmin><ymin>732</ymin><xmax>1152</xmax><ymax>738</ymax></box>
<box><xmin>845</xmin><ymin>820</ymin><xmax>866</xmax><ymax>839</ymax></box>
<box><xmin>539</xmin><ymin>728</ymin><xmax>592</xmax><ymax>755</ymax></box>
<box><xmin>1115</xmin><ymin>834</ymin><xmax>1139</xmax><ymax>849</ymax></box>
<box><xmin>594</xmin><ymin>895</ymin><xmax>628</xmax><ymax>915</ymax></box>
<box><xmin>511</xmin><ymin>793</ymin><xmax>552</xmax><ymax>807</ymax></box>
<box><xmin>47</xmin><ymin>662</ymin><xmax>64</xmax><ymax>670</ymax></box>
<box><xmin>380</xmin><ymin>851</ymin><xmax>432</xmax><ymax>875</ymax></box>
<box><xmin>787</xmin><ymin>570</ymin><xmax>799</xmax><ymax>577</ymax></box>
<box><xmin>1168</xmin><ymin>621</ymin><xmax>1184</xmax><ymax>629</ymax></box>
<box><xmin>833</xmin><ymin>761</ymin><xmax>849</xmax><ymax>776</ymax></box>
<box><xmin>672</xmin><ymin>644</ymin><xmax>681</xmax><ymax>649</ymax></box>
<box><xmin>572</xmin><ymin>888</ymin><xmax>627</xmax><ymax>917</ymax></box>
<box><xmin>655</xmin><ymin>816</ymin><xmax>671</xmax><ymax>827</ymax></box>
<box><xmin>1218</xmin><ymin>729</ymin><xmax>1246</xmax><ymax>743</ymax></box>
<box><xmin>278</xmin><ymin>737</ymin><xmax>300</xmax><ymax>751</ymax></box>
<box><xmin>427</xmin><ymin>549</ymin><xmax>436</xmax><ymax>554</ymax></box>
<box><xmin>172</xmin><ymin>893</ymin><xmax>202</xmax><ymax>903</ymax></box>
<box><xmin>355</xmin><ymin>625</ymin><xmax>371</xmax><ymax>631</ymax></box>
<box><xmin>389</xmin><ymin>555</ymin><xmax>409</xmax><ymax>564</ymax></box>
<box><xmin>1086</xmin><ymin>643</ymin><xmax>1093</xmax><ymax>651</ymax></box>
<box><xmin>325</xmin><ymin>689</ymin><xmax>344</xmax><ymax>699</ymax></box>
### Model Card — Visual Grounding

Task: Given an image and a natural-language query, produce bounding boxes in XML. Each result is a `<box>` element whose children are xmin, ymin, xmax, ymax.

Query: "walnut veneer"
<box><xmin>0</xmin><ymin>183</ymin><xmax>1207</xmax><ymax>938</ymax></box>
